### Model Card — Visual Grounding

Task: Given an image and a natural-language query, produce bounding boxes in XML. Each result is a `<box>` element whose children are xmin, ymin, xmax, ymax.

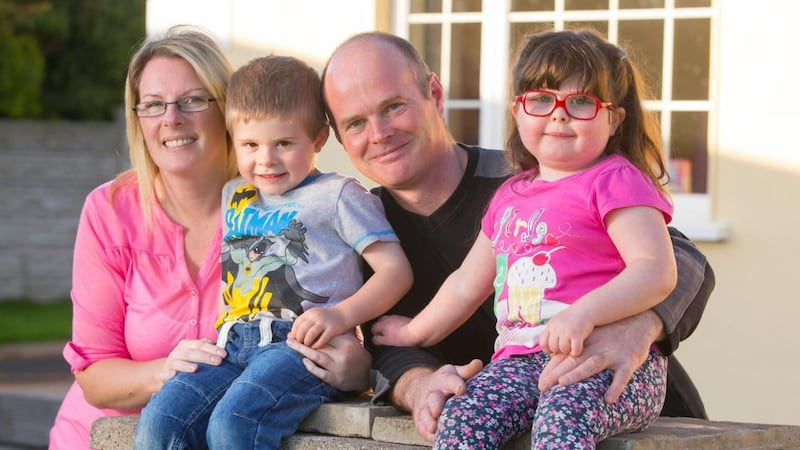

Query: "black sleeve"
<box><xmin>651</xmin><ymin>227</ymin><xmax>715</xmax><ymax>355</ymax></box>
<box><xmin>367</xmin><ymin>340</ymin><xmax>443</xmax><ymax>405</ymax></box>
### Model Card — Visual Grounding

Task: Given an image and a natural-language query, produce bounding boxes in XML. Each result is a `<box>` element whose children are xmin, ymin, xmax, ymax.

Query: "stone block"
<box><xmin>286</xmin><ymin>433</ymin><xmax>424</xmax><ymax>449</ymax></box>
<box><xmin>88</xmin><ymin>406</ymin><xmax>800</xmax><ymax>450</ymax></box>
<box><xmin>299</xmin><ymin>397</ymin><xmax>403</xmax><ymax>438</ymax></box>
<box><xmin>371</xmin><ymin>414</ymin><xmax>429</xmax><ymax>447</ymax></box>
<box><xmin>90</xmin><ymin>415</ymin><xmax>139</xmax><ymax>450</ymax></box>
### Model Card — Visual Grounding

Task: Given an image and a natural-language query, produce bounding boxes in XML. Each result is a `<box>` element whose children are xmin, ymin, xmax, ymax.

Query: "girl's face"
<box><xmin>511</xmin><ymin>76</ymin><xmax>625</xmax><ymax>180</ymax></box>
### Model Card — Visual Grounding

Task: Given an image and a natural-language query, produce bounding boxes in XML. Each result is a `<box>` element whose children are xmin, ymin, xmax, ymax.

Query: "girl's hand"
<box><xmin>290</xmin><ymin>308</ymin><xmax>349</xmax><ymax>349</ymax></box>
<box><xmin>158</xmin><ymin>338</ymin><xmax>226</xmax><ymax>386</ymax></box>
<box><xmin>371</xmin><ymin>315</ymin><xmax>417</xmax><ymax>347</ymax></box>
<box><xmin>539</xmin><ymin>308</ymin><xmax>594</xmax><ymax>356</ymax></box>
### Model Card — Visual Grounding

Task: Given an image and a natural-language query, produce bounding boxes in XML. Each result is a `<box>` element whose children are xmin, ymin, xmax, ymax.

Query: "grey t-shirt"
<box><xmin>219</xmin><ymin>172</ymin><xmax>398</xmax><ymax>323</ymax></box>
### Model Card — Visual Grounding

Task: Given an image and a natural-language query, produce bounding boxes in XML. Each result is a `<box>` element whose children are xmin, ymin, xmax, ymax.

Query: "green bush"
<box><xmin>0</xmin><ymin>0</ymin><xmax>145</xmax><ymax>120</ymax></box>
<box><xmin>0</xmin><ymin>32</ymin><xmax>43</xmax><ymax>117</ymax></box>
<box><xmin>0</xmin><ymin>299</ymin><xmax>72</xmax><ymax>343</ymax></box>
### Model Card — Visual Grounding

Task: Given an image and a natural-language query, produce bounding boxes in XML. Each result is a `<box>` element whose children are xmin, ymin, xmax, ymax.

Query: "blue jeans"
<box><xmin>134</xmin><ymin>319</ymin><xmax>340</xmax><ymax>450</ymax></box>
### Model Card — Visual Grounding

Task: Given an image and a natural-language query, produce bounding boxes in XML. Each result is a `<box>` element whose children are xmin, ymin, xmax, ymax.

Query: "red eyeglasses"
<box><xmin>514</xmin><ymin>90</ymin><xmax>615</xmax><ymax>120</ymax></box>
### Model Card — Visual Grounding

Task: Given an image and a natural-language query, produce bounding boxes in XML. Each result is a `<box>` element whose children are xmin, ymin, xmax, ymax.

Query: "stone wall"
<box><xmin>0</xmin><ymin>118</ymin><xmax>128</xmax><ymax>301</ymax></box>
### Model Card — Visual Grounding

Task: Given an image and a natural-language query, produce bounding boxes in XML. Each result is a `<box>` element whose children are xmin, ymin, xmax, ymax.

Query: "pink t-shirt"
<box><xmin>481</xmin><ymin>155</ymin><xmax>672</xmax><ymax>360</ymax></box>
<box><xmin>49</xmin><ymin>180</ymin><xmax>221</xmax><ymax>450</ymax></box>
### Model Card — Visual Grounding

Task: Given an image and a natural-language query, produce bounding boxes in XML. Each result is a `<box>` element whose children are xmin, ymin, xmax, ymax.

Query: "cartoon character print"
<box><xmin>491</xmin><ymin>205</ymin><xmax>570</xmax><ymax>350</ymax></box>
<box><xmin>504</xmin><ymin>248</ymin><xmax>561</xmax><ymax>325</ymax></box>
<box><xmin>219</xmin><ymin>185</ymin><xmax>327</xmax><ymax>326</ymax></box>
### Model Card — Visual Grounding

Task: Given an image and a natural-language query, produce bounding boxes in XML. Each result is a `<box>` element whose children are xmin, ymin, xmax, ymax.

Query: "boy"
<box><xmin>135</xmin><ymin>55</ymin><xmax>412</xmax><ymax>449</ymax></box>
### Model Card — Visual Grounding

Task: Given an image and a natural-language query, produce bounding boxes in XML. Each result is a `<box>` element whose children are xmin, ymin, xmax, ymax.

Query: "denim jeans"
<box><xmin>134</xmin><ymin>319</ymin><xmax>339</xmax><ymax>450</ymax></box>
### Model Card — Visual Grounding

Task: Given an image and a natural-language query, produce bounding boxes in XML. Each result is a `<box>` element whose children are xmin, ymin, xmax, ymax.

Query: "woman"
<box><xmin>49</xmin><ymin>25</ymin><xmax>367</xmax><ymax>449</ymax></box>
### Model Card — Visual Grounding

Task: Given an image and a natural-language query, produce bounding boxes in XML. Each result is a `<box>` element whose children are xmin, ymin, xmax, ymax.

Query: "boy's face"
<box><xmin>231</xmin><ymin>114</ymin><xmax>328</xmax><ymax>196</ymax></box>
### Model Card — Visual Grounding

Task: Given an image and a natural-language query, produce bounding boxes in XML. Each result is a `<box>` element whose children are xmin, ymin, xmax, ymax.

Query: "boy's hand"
<box><xmin>371</xmin><ymin>315</ymin><xmax>417</xmax><ymax>347</ymax></box>
<box><xmin>290</xmin><ymin>308</ymin><xmax>348</xmax><ymax>349</ymax></box>
<box><xmin>539</xmin><ymin>307</ymin><xmax>594</xmax><ymax>356</ymax></box>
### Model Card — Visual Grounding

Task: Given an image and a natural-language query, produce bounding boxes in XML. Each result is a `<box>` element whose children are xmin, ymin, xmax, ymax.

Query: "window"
<box><xmin>393</xmin><ymin>0</ymin><xmax>728</xmax><ymax>240</ymax></box>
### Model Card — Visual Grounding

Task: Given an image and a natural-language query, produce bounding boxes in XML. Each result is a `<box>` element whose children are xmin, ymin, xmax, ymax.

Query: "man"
<box><xmin>293</xmin><ymin>31</ymin><xmax>713</xmax><ymax>442</ymax></box>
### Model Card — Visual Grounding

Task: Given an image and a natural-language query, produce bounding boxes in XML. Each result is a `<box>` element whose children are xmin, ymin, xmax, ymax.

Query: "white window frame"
<box><xmin>393</xmin><ymin>0</ymin><xmax>728</xmax><ymax>241</ymax></box>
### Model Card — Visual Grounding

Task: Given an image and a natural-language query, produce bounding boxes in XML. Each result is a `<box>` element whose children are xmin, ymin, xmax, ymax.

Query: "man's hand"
<box><xmin>286</xmin><ymin>333</ymin><xmax>371</xmax><ymax>392</ymax></box>
<box><xmin>393</xmin><ymin>360</ymin><xmax>483</xmax><ymax>443</ymax></box>
<box><xmin>538</xmin><ymin>310</ymin><xmax>662</xmax><ymax>403</ymax></box>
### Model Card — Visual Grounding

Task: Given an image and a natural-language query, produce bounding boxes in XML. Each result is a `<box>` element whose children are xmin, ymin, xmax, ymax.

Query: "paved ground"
<box><xmin>0</xmin><ymin>341</ymin><xmax>72</xmax><ymax>449</ymax></box>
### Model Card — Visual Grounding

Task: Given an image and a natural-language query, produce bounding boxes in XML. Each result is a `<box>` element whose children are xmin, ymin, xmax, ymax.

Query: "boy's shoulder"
<box><xmin>301</xmin><ymin>172</ymin><xmax>366</xmax><ymax>193</ymax></box>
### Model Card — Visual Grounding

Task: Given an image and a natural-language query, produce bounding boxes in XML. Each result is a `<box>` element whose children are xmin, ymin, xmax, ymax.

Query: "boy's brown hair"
<box><xmin>227</xmin><ymin>55</ymin><xmax>327</xmax><ymax>139</ymax></box>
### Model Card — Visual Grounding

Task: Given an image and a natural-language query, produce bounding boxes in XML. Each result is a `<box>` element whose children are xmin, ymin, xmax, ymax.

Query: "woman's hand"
<box><xmin>76</xmin><ymin>338</ymin><xmax>225</xmax><ymax>411</ymax></box>
<box><xmin>159</xmin><ymin>338</ymin><xmax>226</xmax><ymax>386</ymax></box>
<box><xmin>286</xmin><ymin>333</ymin><xmax>370</xmax><ymax>392</ymax></box>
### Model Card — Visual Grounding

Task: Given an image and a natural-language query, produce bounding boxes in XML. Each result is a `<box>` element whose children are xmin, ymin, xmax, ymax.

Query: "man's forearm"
<box><xmin>390</xmin><ymin>366</ymin><xmax>435</xmax><ymax>412</ymax></box>
<box><xmin>638</xmin><ymin>309</ymin><xmax>666</xmax><ymax>343</ymax></box>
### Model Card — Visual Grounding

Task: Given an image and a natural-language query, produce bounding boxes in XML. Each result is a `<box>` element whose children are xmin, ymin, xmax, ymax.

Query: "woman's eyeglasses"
<box><xmin>133</xmin><ymin>96</ymin><xmax>216</xmax><ymax>118</ymax></box>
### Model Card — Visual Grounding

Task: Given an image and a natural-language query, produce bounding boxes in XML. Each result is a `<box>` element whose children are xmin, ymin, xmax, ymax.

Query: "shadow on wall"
<box><xmin>0</xmin><ymin>115</ymin><xmax>129</xmax><ymax>302</ymax></box>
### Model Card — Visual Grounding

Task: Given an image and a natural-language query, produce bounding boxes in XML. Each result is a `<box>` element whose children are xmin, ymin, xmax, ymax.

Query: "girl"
<box><xmin>372</xmin><ymin>29</ymin><xmax>676</xmax><ymax>449</ymax></box>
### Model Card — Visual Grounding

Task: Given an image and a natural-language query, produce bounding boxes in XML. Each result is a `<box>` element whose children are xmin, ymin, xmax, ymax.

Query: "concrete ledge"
<box><xmin>89</xmin><ymin>399</ymin><xmax>800</xmax><ymax>450</ymax></box>
<box><xmin>298</xmin><ymin>397</ymin><xmax>403</xmax><ymax>438</ymax></box>
<box><xmin>91</xmin><ymin>415</ymin><xmax>139</xmax><ymax>450</ymax></box>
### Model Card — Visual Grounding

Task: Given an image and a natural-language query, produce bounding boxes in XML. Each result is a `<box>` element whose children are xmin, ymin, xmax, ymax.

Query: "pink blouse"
<box><xmin>49</xmin><ymin>180</ymin><xmax>222</xmax><ymax>449</ymax></box>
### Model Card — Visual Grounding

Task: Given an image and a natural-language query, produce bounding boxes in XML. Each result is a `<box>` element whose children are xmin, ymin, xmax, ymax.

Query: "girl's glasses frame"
<box><xmin>514</xmin><ymin>90</ymin><xmax>615</xmax><ymax>121</ymax></box>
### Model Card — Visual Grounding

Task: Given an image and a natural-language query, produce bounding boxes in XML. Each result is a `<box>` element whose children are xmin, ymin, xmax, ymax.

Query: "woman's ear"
<box><xmin>609</xmin><ymin>107</ymin><xmax>626</xmax><ymax>135</ymax></box>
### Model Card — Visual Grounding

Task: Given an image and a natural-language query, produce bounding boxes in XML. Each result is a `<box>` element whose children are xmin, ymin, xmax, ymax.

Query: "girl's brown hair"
<box><xmin>507</xmin><ymin>29</ymin><xmax>668</xmax><ymax>193</ymax></box>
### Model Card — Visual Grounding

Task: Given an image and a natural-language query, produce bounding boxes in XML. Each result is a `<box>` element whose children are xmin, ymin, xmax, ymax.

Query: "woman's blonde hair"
<box><xmin>115</xmin><ymin>24</ymin><xmax>237</xmax><ymax>224</ymax></box>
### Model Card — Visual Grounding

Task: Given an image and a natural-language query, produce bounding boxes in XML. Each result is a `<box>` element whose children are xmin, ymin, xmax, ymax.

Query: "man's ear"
<box><xmin>315</xmin><ymin>126</ymin><xmax>330</xmax><ymax>152</ymax></box>
<box><xmin>429</xmin><ymin>73</ymin><xmax>446</xmax><ymax>116</ymax></box>
<box><xmin>610</xmin><ymin>107</ymin><xmax>626</xmax><ymax>135</ymax></box>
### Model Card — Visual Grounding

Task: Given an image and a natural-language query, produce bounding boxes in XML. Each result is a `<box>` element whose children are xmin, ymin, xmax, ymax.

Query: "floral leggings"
<box><xmin>434</xmin><ymin>350</ymin><xmax>666</xmax><ymax>449</ymax></box>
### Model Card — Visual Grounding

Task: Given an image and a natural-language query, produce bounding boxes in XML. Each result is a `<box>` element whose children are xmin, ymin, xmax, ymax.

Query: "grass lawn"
<box><xmin>0</xmin><ymin>299</ymin><xmax>72</xmax><ymax>344</ymax></box>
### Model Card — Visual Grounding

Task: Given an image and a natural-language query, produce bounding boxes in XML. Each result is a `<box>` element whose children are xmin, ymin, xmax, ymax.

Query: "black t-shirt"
<box><xmin>363</xmin><ymin>144</ymin><xmax>510</xmax><ymax>393</ymax></box>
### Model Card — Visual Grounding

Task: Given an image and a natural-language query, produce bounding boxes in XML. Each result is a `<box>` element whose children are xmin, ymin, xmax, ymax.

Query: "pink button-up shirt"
<box><xmin>49</xmin><ymin>180</ymin><xmax>221</xmax><ymax>449</ymax></box>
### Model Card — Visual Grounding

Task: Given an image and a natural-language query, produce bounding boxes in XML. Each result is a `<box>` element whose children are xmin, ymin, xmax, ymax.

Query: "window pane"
<box><xmin>511</xmin><ymin>0</ymin><xmax>555</xmax><ymax>11</ymax></box>
<box><xmin>564</xmin><ymin>21</ymin><xmax>608</xmax><ymax>36</ymax></box>
<box><xmin>673</xmin><ymin>18</ymin><xmax>710</xmax><ymax>100</ymax></box>
<box><xmin>411</xmin><ymin>0</ymin><xmax>441</xmax><ymax>13</ymax></box>
<box><xmin>669</xmin><ymin>111</ymin><xmax>707</xmax><ymax>193</ymax></box>
<box><xmin>453</xmin><ymin>0</ymin><xmax>482</xmax><ymax>12</ymax></box>
<box><xmin>619</xmin><ymin>20</ymin><xmax>664</xmax><ymax>98</ymax></box>
<box><xmin>675</xmin><ymin>0</ymin><xmax>710</xmax><ymax>6</ymax></box>
<box><xmin>510</xmin><ymin>23</ymin><xmax>553</xmax><ymax>61</ymax></box>
<box><xmin>448</xmin><ymin>108</ymin><xmax>480</xmax><ymax>145</ymax></box>
<box><xmin>450</xmin><ymin>23</ymin><xmax>481</xmax><ymax>98</ymax></box>
<box><xmin>410</xmin><ymin>24</ymin><xmax>442</xmax><ymax>76</ymax></box>
<box><xmin>565</xmin><ymin>0</ymin><xmax>607</xmax><ymax>10</ymax></box>
<box><xmin>619</xmin><ymin>0</ymin><xmax>664</xmax><ymax>8</ymax></box>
